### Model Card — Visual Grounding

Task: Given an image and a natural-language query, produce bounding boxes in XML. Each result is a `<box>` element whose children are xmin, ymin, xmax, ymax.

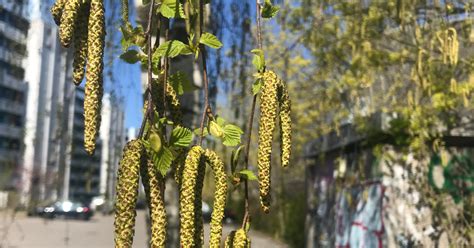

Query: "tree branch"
<box><xmin>198</xmin><ymin>0</ymin><xmax>213</xmax><ymax>145</ymax></box>
<box><xmin>242</xmin><ymin>0</ymin><xmax>264</xmax><ymax>229</ymax></box>
<box><xmin>138</xmin><ymin>0</ymin><xmax>156</xmax><ymax>138</ymax></box>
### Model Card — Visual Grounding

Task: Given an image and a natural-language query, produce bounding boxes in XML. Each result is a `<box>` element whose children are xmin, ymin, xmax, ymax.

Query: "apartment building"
<box><xmin>22</xmin><ymin>0</ymin><xmax>125</xmax><ymax>205</ymax></box>
<box><xmin>0</xmin><ymin>0</ymin><xmax>29</xmax><ymax>206</ymax></box>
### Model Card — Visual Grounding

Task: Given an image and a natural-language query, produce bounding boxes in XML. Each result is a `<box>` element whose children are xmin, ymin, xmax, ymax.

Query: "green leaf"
<box><xmin>120</xmin><ymin>24</ymin><xmax>145</xmax><ymax>51</ymax></box>
<box><xmin>153</xmin><ymin>147</ymin><xmax>174</xmax><ymax>176</ymax></box>
<box><xmin>199</xmin><ymin>32</ymin><xmax>223</xmax><ymax>49</ymax></box>
<box><xmin>119</xmin><ymin>49</ymin><xmax>141</xmax><ymax>64</ymax></box>
<box><xmin>159</xmin><ymin>117</ymin><xmax>174</xmax><ymax>126</ymax></box>
<box><xmin>252</xmin><ymin>78</ymin><xmax>262</xmax><ymax>95</ymax></box>
<box><xmin>160</xmin><ymin>0</ymin><xmax>185</xmax><ymax>19</ymax></box>
<box><xmin>251</xmin><ymin>49</ymin><xmax>265</xmax><ymax>71</ymax></box>
<box><xmin>194</xmin><ymin>127</ymin><xmax>208</xmax><ymax>137</ymax></box>
<box><xmin>261</xmin><ymin>0</ymin><xmax>280</xmax><ymax>19</ymax></box>
<box><xmin>209</xmin><ymin>121</ymin><xmax>225</xmax><ymax>138</ymax></box>
<box><xmin>231</xmin><ymin>145</ymin><xmax>245</xmax><ymax>173</ymax></box>
<box><xmin>222</xmin><ymin>124</ymin><xmax>243</xmax><ymax>147</ymax></box>
<box><xmin>149</xmin><ymin>132</ymin><xmax>162</xmax><ymax>152</ymax></box>
<box><xmin>154</xmin><ymin>40</ymin><xmax>193</xmax><ymax>59</ymax></box>
<box><xmin>168</xmin><ymin>71</ymin><xmax>195</xmax><ymax>95</ymax></box>
<box><xmin>216</xmin><ymin>116</ymin><xmax>226</xmax><ymax>126</ymax></box>
<box><xmin>239</xmin><ymin>169</ymin><xmax>258</xmax><ymax>181</ymax></box>
<box><xmin>170</xmin><ymin>126</ymin><xmax>193</xmax><ymax>147</ymax></box>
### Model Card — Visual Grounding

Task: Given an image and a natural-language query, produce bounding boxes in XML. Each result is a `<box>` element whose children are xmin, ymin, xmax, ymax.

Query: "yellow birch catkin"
<box><xmin>140</xmin><ymin>160</ymin><xmax>167</xmax><ymax>248</ymax></box>
<box><xmin>152</xmin><ymin>79</ymin><xmax>183</xmax><ymax>125</ymax></box>
<box><xmin>193</xmin><ymin>158</ymin><xmax>206</xmax><ymax>247</ymax></box>
<box><xmin>72</xmin><ymin>2</ymin><xmax>90</xmax><ymax>86</ymax></box>
<box><xmin>59</xmin><ymin>0</ymin><xmax>82</xmax><ymax>47</ymax></box>
<box><xmin>224</xmin><ymin>229</ymin><xmax>251</xmax><ymax>248</ymax></box>
<box><xmin>84</xmin><ymin>0</ymin><xmax>105</xmax><ymax>155</ymax></box>
<box><xmin>257</xmin><ymin>70</ymin><xmax>279</xmax><ymax>213</ymax></box>
<box><xmin>50</xmin><ymin>0</ymin><xmax>66</xmax><ymax>25</ymax></box>
<box><xmin>278</xmin><ymin>80</ymin><xmax>291</xmax><ymax>168</ymax></box>
<box><xmin>114</xmin><ymin>140</ymin><xmax>143</xmax><ymax>248</ymax></box>
<box><xmin>179</xmin><ymin>146</ymin><xmax>204</xmax><ymax>248</ymax></box>
<box><xmin>203</xmin><ymin>149</ymin><xmax>228</xmax><ymax>248</ymax></box>
<box><xmin>224</xmin><ymin>231</ymin><xmax>236</xmax><ymax>248</ymax></box>
<box><xmin>173</xmin><ymin>150</ymin><xmax>187</xmax><ymax>186</ymax></box>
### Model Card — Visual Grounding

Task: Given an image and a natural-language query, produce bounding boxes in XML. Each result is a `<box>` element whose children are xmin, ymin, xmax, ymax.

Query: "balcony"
<box><xmin>0</xmin><ymin>123</ymin><xmax>22</xmax><ymax>139</ymax></box>
<box><xmin>0</xmin><ymin>98</ymin><xmax>24</xmax><ymax>115</ymax></box>
<box><xmin>0</xmin><ymin>22</ymin><xmax>26</xmax><ymax>44</ymax></box>
<box><xmin>0</xmin><ymin>71</ymin><xmax>26</xmax><ymax>91</ymax></box>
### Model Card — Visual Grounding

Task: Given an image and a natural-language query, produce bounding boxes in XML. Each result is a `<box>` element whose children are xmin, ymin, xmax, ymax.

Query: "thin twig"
<box><xmin>138</xmin><ymin>0</ymin><xmax>156</xmax><ymax>138</ymax></box>
<box><xmin>198</xmin><ymin>0</ymin><xmax>212</xmax><ymax>145</ymax></box>
<box><xmin>242</xmin><ymin>0</ymin><xmax>264</xmax><ymax>228</ymax></box>
<box><xmin>163</xmin><ymin>17</ymin><xmax>170</xmax><ymax>119</ymax></box>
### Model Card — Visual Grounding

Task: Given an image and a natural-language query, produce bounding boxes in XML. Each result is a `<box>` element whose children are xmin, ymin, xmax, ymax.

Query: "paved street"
<box><xmin>0</xmin><ymin>210</ymin><xmax>287</xmax><ymax>248</ymax></box>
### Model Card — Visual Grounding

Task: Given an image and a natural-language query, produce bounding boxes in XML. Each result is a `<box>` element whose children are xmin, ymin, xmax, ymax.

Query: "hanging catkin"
<box><xmin>193</xmin><ymin>158</ymin><xmax>206</xmax><ymax>247</ymax></box>
<box><xmin>72</xmin><ymin>2</ymin><xmax>90</xmax><ymax>85</ymax></box>
<box><xmin>59</xmin><ymin>0</ymin><xmax>82</xmax><ymax>47</ymax></box>
<box><xmin>179</xmin><ymin>146</ymin><xmax>205</xmax><ymax>248</ymax></box>
<box><xmin>278</xmin><ymin>80</ymin><xmax>291</xmax><ymax>168</ymax></box>
<box><xmin>203</xmin><ymin>149</ymin><xmax>228</xmax><ymax>248</ymax></box>
<box><xmin>257</xmin><ymin>70</ymin><xmax>279</xmax><ymax>213</ymax></box>
<box><xmin>51</xmin><ymin>0</ymin><xmax>106</xmax><ymax>155</ymax></box>
<box><xmin>84</xmin><ymin>0</ymin><xmax>105</xmax><ymax>155</ymax></box>
<box><xmin>50</xmin><ymin>0</ymin><xmax>66</xmax><ymax>25</ymax></box>
<box><xmin>114</xmin><ymin>140</ymin><xmax>143</xmax><ymax>248</ymax></box>
<box><xmin>152</xmin><ymin>79</ymin><xmax>183</xmax><ymax>125</ymax></box>
<box><xmin>224</xmin><ymin>229</ymin><xmax>251</xmax><ymax>248</ymax></box>
<box><xmin>140</xmin><ymin>160</ymin><xmax>167</xmax><ymax>248</ymax></box>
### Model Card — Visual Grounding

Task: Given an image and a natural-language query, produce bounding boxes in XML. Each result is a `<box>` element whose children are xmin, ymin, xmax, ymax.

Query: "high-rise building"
<box><xmin>22</xmin><ymin>0</ymin><xmax>126</xmax><ymax>206</ymax></box>
<box><xmin>0</xmin><ymin>0</ymin><xmax>29</xmax><ymax>206</ymax></box>
<box><xmin>99</xmin><ymin>94</ymin><xmax>125</xmax><ymax>201</ymax></box>
<box><xmin>22</xmin><ymin>0</ymin><xmax>75</xmax><ymax>204</ymax></box>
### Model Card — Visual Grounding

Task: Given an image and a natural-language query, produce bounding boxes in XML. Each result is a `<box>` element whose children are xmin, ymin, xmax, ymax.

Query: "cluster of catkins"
<box><xmin>151</xmin><ymin>79</ymin><xmax>183</xmax><ymax>125</ymax></box>
<box><xmin>51</xmin><ymin>0</ymin><xmax>105</xmax><ymax>155</ymax></box>
<box><xmin>257</xmin><ymin>70</ymin><xmax>292</xmax><ymax>213</ymax></box>
<box><xmin>114</xmin><ymin>140</ymin><xmax>167</xmax><ymax>248</ymax></box>
<box><xmin>114</xmin><ymin>142</ymin><xmax>229</xmax><ymax>248</ymax></box>
<box><xmin>179</xmin><ymin>146</ymin><xmax>228</xmax><ymax>248</ymax></box>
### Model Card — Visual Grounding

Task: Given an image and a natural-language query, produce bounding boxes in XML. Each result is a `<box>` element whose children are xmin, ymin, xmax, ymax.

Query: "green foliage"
<box><xmin>238</xmin><ymin>170</ymin><xmax>258</xmax><ymax>181</ymax></box>
<box><xmin>251</xmin><ymin>49</ymin><xmax>265</xmax><ymax>72</ymax></box>
<box><xmin>199</xmin><ymin>32</ymin><xmax>223</xmax><ymax>49</ymax></box>
<box><xmin>169</xmin><ymin>126</ymin><xmax>193</xmax><ymax>148</ymax></box>
<box><xmin>261</xmin><ymin>0</ymin><xmax>280</xmax><ymax>19</ymax></box>
<box><xmin>153</xmin><ymin>147</ymin><xmax>174</xmax><ymax>176</ymax></box>
<box><xmin>120</xmin><ymin>23</ymin><xmax>145</xmax><ymax>50</ymax></box>
<box><xmin>206</xmin><ymin>117</ymin><xmax>244</xmax><ymax>147</ymax></box>
<box><xmin>230</xmin><ymin>145</ymin><xmax>245</xmax><ymax>174</ymax></box>
<box><xmin>120</xmin><ymin>49</ymin><xmax>142</xmax><ymax>64</ymax></box>
<box><xmin>222</xmin><ymin>124</ymin><xmax>244</xmax><ymax>147</ymax></box>
<box><xmin>154</xmin><ymin>40</ymin><xmax>193</xmax><ymax>59</ymax></box>
<box><xmin>194</xmin><ymin>127</ymin><xmax>209</xmax><ymax>137</ymax></box>
<box><xmin>149</xmin><ymin>131</ymin><xmax>163</xmax><ymax>152</ymax></box>
<box><xmin>159</xmin><ymin>0</ymin><xmax>185</xmax><ymax>19</ymax></box>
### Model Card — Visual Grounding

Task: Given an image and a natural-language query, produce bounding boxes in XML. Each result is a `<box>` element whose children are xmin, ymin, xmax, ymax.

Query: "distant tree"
<box><xmin>268</xmin><ymin>0</ymin><xmax>473</xmax><ymax>245</ymax></box>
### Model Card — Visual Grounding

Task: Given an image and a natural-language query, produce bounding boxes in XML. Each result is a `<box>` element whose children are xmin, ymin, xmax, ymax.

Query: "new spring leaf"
<box><xmin>199</xmin><ymin>32</ymin><xmax>223</xmax><ymax>49</ymax></box>
<box><xmin>170</xmin><ymin>126</ymin><xmax>193</xmax><ymax>147</ymax></box>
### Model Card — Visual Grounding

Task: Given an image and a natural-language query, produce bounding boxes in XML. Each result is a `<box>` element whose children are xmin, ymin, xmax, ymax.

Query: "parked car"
<box><xmin>201</xmin><ymin>201</ymin><xmax>236</xmax><ymax>224</ymax></box>
<box><xmin>203</xmin><ymin>201</ymin><xmax>212</xmax><ymax>222</ymax></box>
<box><xmin>27</xmin><ymin>201</ymin><xmax>54</xmax><ymax>217</ymax></box>
<box><xmin>41</xmin><ymin>201</ymin><xmax>93</xmax><ymax>221</ymax></box>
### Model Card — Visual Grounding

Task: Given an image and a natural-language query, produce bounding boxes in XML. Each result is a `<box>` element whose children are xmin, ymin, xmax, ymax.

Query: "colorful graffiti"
<box><xmin>335</xmin><ymin>181</ymin><xmax>385</xmax><ymax>248</ymax></box>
